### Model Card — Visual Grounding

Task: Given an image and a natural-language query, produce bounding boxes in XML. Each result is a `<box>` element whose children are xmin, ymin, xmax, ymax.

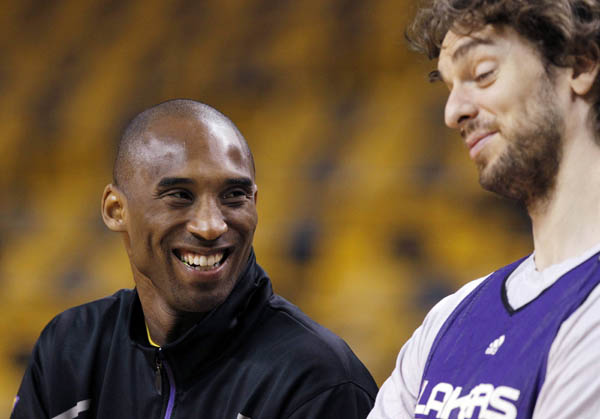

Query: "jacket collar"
<box><xmin>127</xmin><ymin>249</ymin><xmax>273</xmax><ymax>386</ymax></box>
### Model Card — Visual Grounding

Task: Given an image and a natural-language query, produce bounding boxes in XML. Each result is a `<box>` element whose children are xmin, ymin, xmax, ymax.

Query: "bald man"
<box><xmin>12</xmin><ymin>100</ymin><xmax>377</xmax><ymax>419</ymax></box>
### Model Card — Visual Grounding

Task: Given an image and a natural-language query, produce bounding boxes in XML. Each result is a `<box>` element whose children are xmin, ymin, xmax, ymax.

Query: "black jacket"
<box><xmin>12</xmin><ymin>253</ymin><xmax>377</xmax><ymax>418</ymax></box>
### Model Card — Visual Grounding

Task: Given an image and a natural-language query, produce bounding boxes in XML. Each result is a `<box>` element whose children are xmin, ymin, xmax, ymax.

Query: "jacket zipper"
<box><xmin>154</xmin><ymin>348</ymin><xmax>176</xmax><ymax>419</ymax></box>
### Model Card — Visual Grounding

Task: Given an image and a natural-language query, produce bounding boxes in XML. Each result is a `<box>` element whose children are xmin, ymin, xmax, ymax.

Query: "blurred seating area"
<box><xmin>0</xmin><ymin>0</ymin><xmax>532</xmax><ymax>414</ymax></box>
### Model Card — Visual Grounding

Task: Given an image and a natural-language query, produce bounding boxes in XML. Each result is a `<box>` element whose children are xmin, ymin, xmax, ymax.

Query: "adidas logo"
<box><xmin>485</xmin><ymin>334</ymin><xmax>505</xmax><ymax>355</ymax></box>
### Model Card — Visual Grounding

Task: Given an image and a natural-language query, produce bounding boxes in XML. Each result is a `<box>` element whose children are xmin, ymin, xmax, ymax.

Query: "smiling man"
<box><xmin>12</xmin><ymin>99</ymin><xmax>377</xmax><ymax>419</ymax></box>
<box><xmin>368</xmin><ymin>1</ymin><xmax>600</xmax><ymax>418</ymax></box>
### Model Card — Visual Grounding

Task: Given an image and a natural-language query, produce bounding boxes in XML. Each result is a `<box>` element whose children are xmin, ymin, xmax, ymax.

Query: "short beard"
<box><xmin>478</xmin><ymin>80</ymin><xmax>564</xmax><ymax>208</ymax></box>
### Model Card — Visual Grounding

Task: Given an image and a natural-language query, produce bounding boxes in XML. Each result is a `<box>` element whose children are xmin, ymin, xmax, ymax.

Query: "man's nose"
<box><xmin>187</xmin><ymin>198</ymin><xmax>228</xmax><ymax>241</ymax></box>
<box><xmin>444</xmin><ymin>85</ymin><xmax>478</xmax><ymax>130</ymax></box>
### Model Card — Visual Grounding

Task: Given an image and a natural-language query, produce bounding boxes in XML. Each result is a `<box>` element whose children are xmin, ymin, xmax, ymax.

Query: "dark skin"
<box><xmin>101</xmin><ymin>112</ymin><xmax>258</xmax><ymax>346</ymax></box>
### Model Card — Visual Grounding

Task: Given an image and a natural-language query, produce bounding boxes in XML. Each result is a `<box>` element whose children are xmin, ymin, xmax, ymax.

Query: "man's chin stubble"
<box><xmin>478</xmin><ymin>145</ymin><xmax>560</xmax><ymax>208</ymax></box>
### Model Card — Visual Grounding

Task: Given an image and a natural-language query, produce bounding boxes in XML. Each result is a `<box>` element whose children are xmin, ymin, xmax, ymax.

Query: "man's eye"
<box><xmin>475</xmin><ymin>70</ymin><xmax>494</xmax><ymax>83</ymax></box>
<box><xmin>222</xmin><ymin>189</ymin><xmax>249</xmax><ymax>203</ymax></box>
<box><xmin>473</xmin><ymin>61</ymin><xmax>496</xmax><ymax>85</ymax></box>
<box><xmin>166</xmin><ymin>191</ymin><xmax>193</xmax><ymax>201</ymax></box>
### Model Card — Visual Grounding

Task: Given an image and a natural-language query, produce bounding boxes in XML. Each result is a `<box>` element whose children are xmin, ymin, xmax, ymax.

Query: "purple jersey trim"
<box><xmin>163</xmin><ymin>360</ymin><xmax>176</xmax><ymax>419</ymax></box>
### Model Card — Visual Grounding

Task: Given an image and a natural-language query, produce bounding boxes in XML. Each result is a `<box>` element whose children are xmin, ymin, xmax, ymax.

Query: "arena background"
<box><xmin>0</xmin><ymin>1</ymin><xmax>532</xmax><ymax>414</ymax></box>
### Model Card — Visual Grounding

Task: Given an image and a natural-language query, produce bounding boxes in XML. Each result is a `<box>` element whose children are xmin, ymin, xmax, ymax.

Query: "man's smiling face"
<box><xmin>437</xmin><ymin>25</ymin><xmax>566</xmax><ymax>203</ymax></box>
<box><xmin>121</xmin><ymin>113</ymin><xmax>258</xmax><ymax>314</ymax></box>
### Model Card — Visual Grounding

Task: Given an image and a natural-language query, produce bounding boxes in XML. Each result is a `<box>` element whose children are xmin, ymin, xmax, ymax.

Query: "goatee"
<box><xmin>477</xmin><ymin>81</ymin><xmax>564</xmax><ymax>208</ymax></box>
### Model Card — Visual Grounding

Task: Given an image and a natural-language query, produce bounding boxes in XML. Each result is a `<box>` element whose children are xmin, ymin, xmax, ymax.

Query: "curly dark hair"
<box><xmin>406</xmin><ymin>0</ymin><xmax>600</xmax><ymax>133</ymax></box>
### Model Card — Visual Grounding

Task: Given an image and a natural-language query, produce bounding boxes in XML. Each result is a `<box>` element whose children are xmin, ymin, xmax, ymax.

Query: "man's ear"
<box><xmin>570</xmin><ymin>56</ymin><xmax>600</xmax><ymax>96</ymax></box>
<box><xmin>253</xmin><ymin>186</ymin><xmax>258</xmax><ymax>205</ymax></box>
<box><xmin>102</xmin><ymin>184</ymin><xmax>128</xmax><ymax>232</ymax></box>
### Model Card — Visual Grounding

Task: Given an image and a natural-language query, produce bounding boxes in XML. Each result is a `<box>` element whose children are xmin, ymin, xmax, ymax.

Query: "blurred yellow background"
<box><xmin>0</xmin><ymin>0</ymin><xmax>532</xmax><ymax>415</ymax></box>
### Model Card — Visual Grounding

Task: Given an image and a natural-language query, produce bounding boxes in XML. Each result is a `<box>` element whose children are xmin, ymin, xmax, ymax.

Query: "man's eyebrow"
<box><xmin>156</xmin><ymin>176</ymin><xmax>254</xmax><ymax>189</ymax></box>
<box><xmin>224</xmin><ymin>177</ymin><xmax>254</xmax><ymax>188</ymax></box>
<box><xmin>157</xmin><ymin>177</ymin><xmax>195</xmax><ymax>188</ymax></box>
<box><xmin>451</xmin><ymin>37</ymin><xmax>494</xmax><ymax>62</ymax></box>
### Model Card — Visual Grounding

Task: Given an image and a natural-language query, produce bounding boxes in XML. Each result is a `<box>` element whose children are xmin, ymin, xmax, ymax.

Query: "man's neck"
<box><xmin>135</xmin><ymin>276</ymin><xmax>204</xmax><ymax>347</ymax></box>
<box><xmin>529</xmin><ymin>131</ymin><xmax>600</xmax><ymax>270</ymax></box>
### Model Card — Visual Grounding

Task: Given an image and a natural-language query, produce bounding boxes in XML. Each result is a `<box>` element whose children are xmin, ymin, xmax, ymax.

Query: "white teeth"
<box><xmin>199</xmin><ymin>255</ymin><xmax>207</xmax><ymax>266</ymax></box>
<box><xmin>179</xmin><ymin>251</ymin><xmax>225</xmax><ymax>268</ymax></box>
